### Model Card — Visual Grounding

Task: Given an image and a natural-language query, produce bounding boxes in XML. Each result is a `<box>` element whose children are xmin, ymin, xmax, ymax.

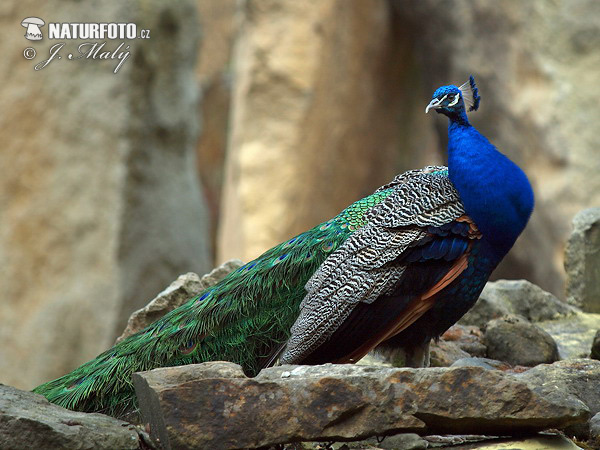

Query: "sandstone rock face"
<box><xmin>133</xmin><ymin>362</ymin><xmax>588</xmax><ymax>449</ymax></box>
<box><xmin>0</xmin><ymin>0</ymin><xmax>210</xmax><ymax>389</ymax></box>
<box><xmin>195</xmin><ymin>0</ymin><xmax>238</xmax><ymax>250</ymax></box>
<box><xmin>116</xmin><ymin>260</ymin><xmax>243</xmax><ymax>343</ymax></box>
<box><xmin>0</xmin><ymin>384</ymin><xmax>144</xmax><ymax>450</ymax></box>
<box><xmin>484</xmin><ymin>315</ymin><xmax>559</xmax><ymax>366</ymax></box>
<box><xmin>565</xmin><ymin>208</ymin><xmax>600</xmax><ymax>312</ymax></box>
<box><xmin>218</xmin><ymin>0</ymin><xmax>433</xmax><ymax>263</ymax></box>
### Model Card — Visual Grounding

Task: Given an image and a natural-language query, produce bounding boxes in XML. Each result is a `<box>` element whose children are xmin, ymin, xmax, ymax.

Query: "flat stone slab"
<box><xmin>0</xmin><ymin>384</ymin><xmax>144</xmax><ymax>450</ymax></box>
<box><xmin>133</xmin><ymin>362</ymin><xmax>589</xmax><ymax>450</ymax></box>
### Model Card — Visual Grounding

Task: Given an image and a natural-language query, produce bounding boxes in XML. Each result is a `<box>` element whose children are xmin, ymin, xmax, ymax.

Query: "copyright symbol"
<box><xmin>23</xmin><ymin>47</ymin><xmax>36</xmax><ymax>60</ymax></box>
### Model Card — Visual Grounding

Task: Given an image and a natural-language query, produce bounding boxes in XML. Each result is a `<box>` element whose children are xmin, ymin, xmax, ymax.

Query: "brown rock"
<box><xmin>429</xmin><ymin>340</ymin><xmax>471</xmax><ymax>367</ymax></box>
<box><xmin>484</xmin><ymin>315</ymin><xmax>559</xmax><ymax>366</ymax></box>
<box><xmin>195</xmin><ymin>0</ymin><xmax>238</xmax><ymax>251</ymax></box>
<box><xmin>441</xmin><ymin>324</ymin><xmax>487</xmax><ymax>357</ymax></box>
<box><xmin>218</xmin><ymin>0</ymin><xmax>428</xmax><ymax>263</ymax></box>
<box><xmin>133</xmin><ymin>362</ymin><xmax>588</xmax><ymax>449</ymax></box>
<box><xmin>116</xmin><ymin>260</ymin><xmax>243</xmax><ymax>343</ymax></box>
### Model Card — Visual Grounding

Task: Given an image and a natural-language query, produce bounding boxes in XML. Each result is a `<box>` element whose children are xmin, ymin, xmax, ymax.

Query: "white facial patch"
<box><xmin>448</xmin><ymin>93</ymin><xmax>460</xmax><ymax>107</ymax></box>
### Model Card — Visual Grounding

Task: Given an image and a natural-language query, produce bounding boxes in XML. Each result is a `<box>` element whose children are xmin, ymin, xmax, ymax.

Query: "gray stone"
<box><xmin>460</xmin><ymin>280</ymin><xmax>576</xmax><ymax>328</ymax></box>
<box><xmin>0</xmin><ymin>384</ymin><xmax>146</xmax><ymax>450</ymax></box>
<box><xmin>590</xmin><ymin>412</ymin><xmax>600</xmax><ymax>446</ymax></box>
<box><xmin>451</xmin><ymin>357</ymin><xmax>512</xmax><ymax>371</ymax></box>
<box><xmin>516</xmin><ymin>359</ymin><xmax>600</xmax><ymax>418</ymax></box>
<box><xmin>116</xmin><ymin>259</ymin><xmax>243</xmax><ymax>343</ymax></box>
<box><xmin>565</xmin><ymin>208</ymin><xmax>600</xmax><ymax>312</ymax></box>
<box><xmin>484</xmin><ymin>315</ymin><xmax>559</xmax><ymax>366</ymax></box>
<box><xmin>591</xmin><ymin>330</ymin><xmax>600</xmax><ymax>360</ymax></box>
<box><xmin>538</xmin><ymin>311</ymin><xmax>600</xmax><ymax>359</ymax></box>
<box><xmin>133</xmin><ymin>361</ymin><xmax>588</xmax><ymax>449</ymax></box>
<box><xmin>516</xmin><ymin>359</ymin><xmax>600</xmax><ymax>439</ymax></box>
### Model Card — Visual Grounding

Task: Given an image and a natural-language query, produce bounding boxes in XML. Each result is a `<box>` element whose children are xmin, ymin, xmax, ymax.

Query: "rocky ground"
<box><xmin>3</xmin><ymin>209</ymin><xmax>600</xmax><ymax>449</ymax></box>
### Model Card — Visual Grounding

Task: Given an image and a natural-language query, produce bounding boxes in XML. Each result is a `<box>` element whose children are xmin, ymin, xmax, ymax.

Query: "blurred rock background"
<box><xmin>0</xmin><ymin>0</ymin><xmax>598</xmax><ymax>389</ymax></box>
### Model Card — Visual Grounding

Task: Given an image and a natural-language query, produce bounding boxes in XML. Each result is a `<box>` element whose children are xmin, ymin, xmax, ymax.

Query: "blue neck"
<box><xmin>446</xmin><ymin>115</ymin><xmax>534</xmax><ymax>263</ymax></box>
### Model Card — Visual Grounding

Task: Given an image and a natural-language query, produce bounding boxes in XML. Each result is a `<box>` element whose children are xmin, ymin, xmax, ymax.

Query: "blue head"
<box><xmin>426</xmin><ymin>76</ymin><xmax>481</xmax><ymax>124</ymax></box>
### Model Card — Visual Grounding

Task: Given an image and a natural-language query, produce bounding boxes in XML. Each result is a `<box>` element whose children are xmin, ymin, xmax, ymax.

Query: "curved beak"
<box><xmin>425</xmin><ymin>98</ymin><xmax>441</xmax><ymax>114</ymax></box>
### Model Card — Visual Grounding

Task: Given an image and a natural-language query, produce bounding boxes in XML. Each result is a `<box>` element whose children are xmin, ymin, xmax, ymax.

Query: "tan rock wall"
<box><xmin>0</xmin><ymin>0</ymin><xmax>210</xmax><ymax>389</ymax></box>
<box><xmin>218</xmin><ymin>0</ymin><xmax>438</xmax><ymax>262</ymax></box>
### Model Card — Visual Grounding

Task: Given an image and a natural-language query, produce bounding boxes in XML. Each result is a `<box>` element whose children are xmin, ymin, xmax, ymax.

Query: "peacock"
<box><xmin>34</xmin><ymin>76</ymin><xmax>534</xmax><ymax>419</ymax></box>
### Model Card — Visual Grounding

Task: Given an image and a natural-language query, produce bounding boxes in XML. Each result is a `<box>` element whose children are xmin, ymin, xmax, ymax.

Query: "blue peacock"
<box><xmin>34</xmin><ymin>76</ymin><xmax>534</xmax><ymax>418</ymax></box>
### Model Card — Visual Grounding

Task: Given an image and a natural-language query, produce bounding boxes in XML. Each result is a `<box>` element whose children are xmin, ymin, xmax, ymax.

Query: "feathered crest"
<box><xmin>459</xmin><ymin>75</ymin><xmax>481</xmax><ymax>112</ymax></box>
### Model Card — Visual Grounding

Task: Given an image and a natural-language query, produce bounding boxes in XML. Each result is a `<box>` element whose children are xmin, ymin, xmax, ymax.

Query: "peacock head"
<box><xmin>425</xmin><ymin>76</ymin><xmax>481</xmax><ymax>120</ymax></box>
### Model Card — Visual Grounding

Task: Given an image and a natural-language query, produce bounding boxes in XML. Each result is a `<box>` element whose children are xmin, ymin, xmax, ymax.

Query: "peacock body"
<box><xmin>34</xmin><ymin>76</ymin><xmax>534</xmax><ymax>419</ymax></box>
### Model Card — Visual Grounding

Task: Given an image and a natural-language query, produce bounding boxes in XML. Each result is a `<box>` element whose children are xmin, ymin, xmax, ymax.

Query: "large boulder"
<box><xmin>460</xmin><ymin>279</ymin><xmax>575</xmax><ymax>328</ymax></box>
<box><xmin>484</xmin><ymin>315</ymin><xmax>559</xmax><ymax>366</ymax></box>
<box><xmin>0</xmin><ymin>0</ymin><xmax>210</xmax><ymax>390</ymax></box>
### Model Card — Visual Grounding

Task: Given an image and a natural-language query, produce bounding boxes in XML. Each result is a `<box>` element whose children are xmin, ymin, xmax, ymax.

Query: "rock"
<box><xmin>429</xmin><ymin>340</ymin><xmax>471</xmax><ymax>367</ymax></box>
<box><xmin>591</xmin><ymin>330</ymin><xmax>600</xmax><ymax>360</ymax></box>
<box><xmin>484</xmin><ymin>315</ymin><xmax>559</xmax><ymax>366</ymax></box>
<box><xmin>460</xmin><ymin>280</ymin><xmax>576</xmax><ymax>328</ymax></box>
<box><xmin>346</xmin><ymin>433</ymin><xmax>427</xmax><ymax>449</ymax></box>
<box><xmin>0</xmin><ymin>384</ymin><xmax>145</xmax><ymax>450</ymax></box>
<box><xmin>116</xmin><ymin>260</ymin><xmax>243</xmax><ymax>343</ymax></box>
<box><xmin>0</xmin><ymin>0</ymin><xmax>211</xmax><ymax>390</ymax></box>
<box><xmin>133</xmin><ymin>362</ymin><xmax>588</xmax><ymax>449</ymax></box>
<box><xmin>218</xmin><ymin>0</ymin><xmax>417</xmax><ymax>263</ymax></box>
<box><xmin>440</xmin><ymin>324</ymin><xmax>487</xmax><ymax>357</ymax></box>
<box><xmin>516</xmin><ymin>359</ymin><xmax>600</xmax><ymax>439</ymax></box>
<box><xmin>451</xmin><ymin>357</ymin><xmax>512</xmax><ymax>371</ymax></box>
<box><xmin>427</xmin><ymin>433</ymin><xmax>581</xmax><ymax>449</ymax></box>
<box><xmin>195</xmin><ymin>0</ymin><xmax>238</xmax><ymax>246</ymax></box>
<box><xmin>538</xmin><ymin>311</ymin><xmax>600</xmax><ymax>359</ymax></box>
<box><xmin>590</xmin><ymin>412</ymin><xmax>600</xmax><ymax>446</ymax></box>
<box><xmin>356</xmin><ymin>352</ymin><xmax>393</xmax><ymax>368</ymax></box>
<box><xmin>517</xmin><ymin>359</ymin><xmax>600</xmax><ymax>418</ymax></box>
<box><xmin>565</xmin><ymin>208</ymin><xmax>600</xmax><ymax>312</ymax></box>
